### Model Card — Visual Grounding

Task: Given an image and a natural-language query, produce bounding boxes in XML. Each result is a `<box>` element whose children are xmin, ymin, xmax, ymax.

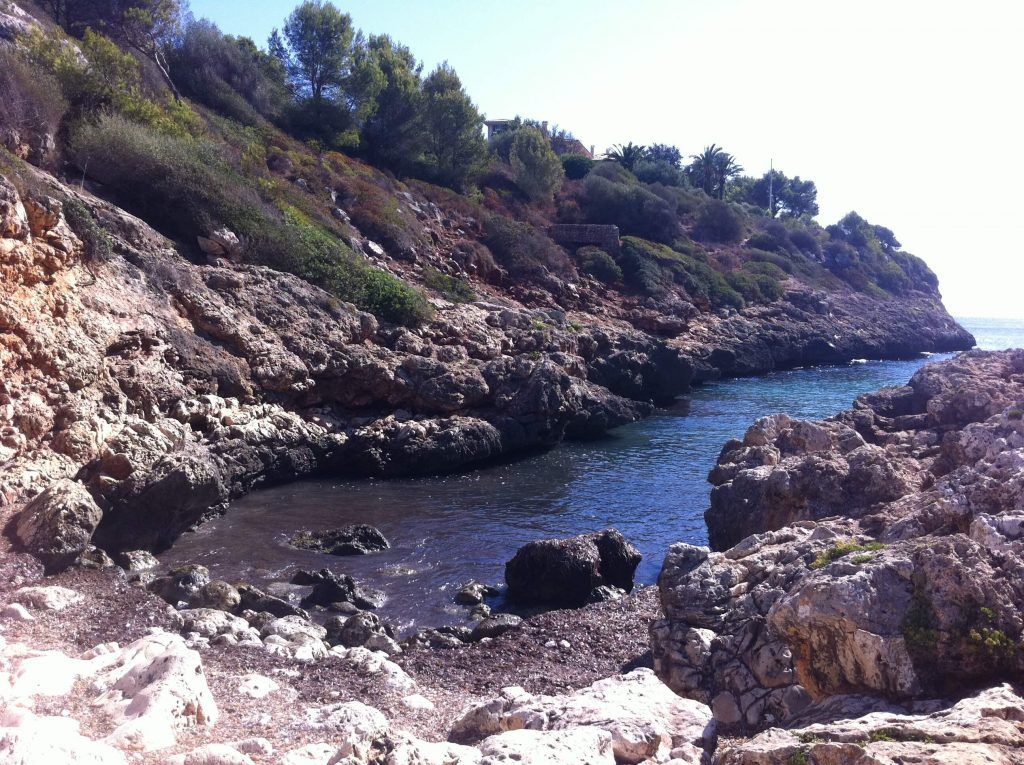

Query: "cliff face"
<box><xmin>653</xmin><ymin>350</ymin><xmax>1024</xmax><ymax>744</ymax></box>
<box><xmin>0</xmin><ymin>158</ymin><xmax>972</xmax><ymax>560</ymax></box>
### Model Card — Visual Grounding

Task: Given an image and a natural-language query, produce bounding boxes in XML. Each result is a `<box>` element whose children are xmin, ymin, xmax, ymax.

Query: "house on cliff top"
<box><xmin>485</xmin><ymin>118</ymin><xmax>595</xmax><ymax>158</ymax></box>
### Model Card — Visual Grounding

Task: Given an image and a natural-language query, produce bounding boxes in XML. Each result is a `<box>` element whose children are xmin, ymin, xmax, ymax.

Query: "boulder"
<box><xmin>505</xmin><ymin>529</ymin><xmax>641</xmax><ymax>607</ymax></box>
<box><xmin>148</xmin><ymin>565</ymin><xmax>211</xmax><ymax>605</ymax></box>
<box><xmin>188</xmin><ymin>580</ymin><xmax>241</xmax><ymax>611</ymax></box>
<box><xmin>12</xmin><ymin>585</ymin><xmax>83</xmax><ymax>611</ymax></box>
<box><xmin>197</xmin><ymin>228</ymin><xmax>243</xmax><ymax>261</ymax></box>
<box><xmin>716</xmin><ymin>683</ymin><xmax>1024</xmax><ymax>764</ymax></box>
<box><xmin>451</xmin><ymin>668</ymin><xmax>714</xmax><ymax>764</ymax></box>
<box><xmin>470</xmin><ymin>614</ymin><xmax>522</xmax><ymax>641</ymax></box>
<box><xmin>290</xmin><ymin>524</ymin><xmax>390</xmax><ymax>556</ymax></box>
<box><xmin>455</xmin><ymin>581</ymin><xmax>498</xmax><ymax>605</ymax></box>
<box><xmin>326</xmin><ymin>611</ymin><xmax>389</xmax><ymax>648</ymax></box>
<box><xmin>12</xmin><ymin>480</ymin><xmax>103</xmax><ymax>572</ymax></box>
<box><xmin>477</xmin><ymin>728</ymin><xmax>615</xmax><ymax>765</ymax></box>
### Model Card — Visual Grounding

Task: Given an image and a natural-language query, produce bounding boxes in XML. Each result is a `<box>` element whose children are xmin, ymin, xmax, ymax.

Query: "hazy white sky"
<box><xmin>191</xmin><ymin>0</ymin><xmax>1024</xmax><ymax>318</ymax></box>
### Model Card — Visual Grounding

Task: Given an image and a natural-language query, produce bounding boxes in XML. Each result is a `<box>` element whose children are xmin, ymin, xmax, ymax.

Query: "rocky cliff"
<box><xmin>0</xmin><ymin>158</ymin><xmax>973</xmax><ymax>561</ymax></box>
<box><xmin>653</xmin><ymin>349</ymin><xmax>1024</xmax><ymax>761</ymax></box>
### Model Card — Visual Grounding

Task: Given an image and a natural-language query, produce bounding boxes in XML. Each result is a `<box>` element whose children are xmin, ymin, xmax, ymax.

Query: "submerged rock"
<box><xmin>505</xmin><ymin>529</ymin><xmax>641</xmax><ymax>607</ymax></box>
<box><xmin>289</xmin><ymin>524</ymin><xmax>390</xmax><ymax>556</ymax></box>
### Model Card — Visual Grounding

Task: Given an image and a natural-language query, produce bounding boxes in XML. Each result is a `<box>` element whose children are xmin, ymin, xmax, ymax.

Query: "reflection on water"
<box><xmin>160</xmin><ymin>317</ymin><xmax>1021</xmax><ymax>633</ymax></box>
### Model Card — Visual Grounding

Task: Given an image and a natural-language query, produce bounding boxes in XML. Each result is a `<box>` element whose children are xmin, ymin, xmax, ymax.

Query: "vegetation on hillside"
<box><xmin>0</xmin><ymin>0</ymin><xmax>944</xmax><ymax>328</ymax></box>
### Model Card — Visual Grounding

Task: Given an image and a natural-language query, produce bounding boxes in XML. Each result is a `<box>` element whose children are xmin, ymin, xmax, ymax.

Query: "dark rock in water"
<box><xmin>455</xmin><ymin>580</ymin><xmax>499</xmax><ymax>606</ymax></box>
<box><xmin>236</xmin><ymin>583</ymin><xmax>309</xmax><ymax>619</ymax></box>
<box><xmin>148</xmin><ymin>564</ymin><xmax>210</xmax><ymax>605</ymax></box>
<box><xmin>289</xmin><ymin>524</ymin><xmax>390</xmax><ymax>556</ymax></box>
<box><xmin>470</xmin><ymin>613</ymin><xmax>523</xmax><ymax>641</ymax></box>
<box><xmin>504</xmin><ymin>528</ymin><xmax>641</xmax><ymax>607</ymax></box>
<box><xmin>469</xmin><ymin>604</ymin><xmax>492</xmax><ymax>621</ymax></box>
<box><xmin>293</xmin><ymin>568</ymin><xmax>382</xmax><ymax>610</ymax></box>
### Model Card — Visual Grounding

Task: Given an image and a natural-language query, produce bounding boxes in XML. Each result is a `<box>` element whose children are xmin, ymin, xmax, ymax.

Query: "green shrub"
<box><xmin>727</xmin><ymin>271</ymin><xmax>784</xmax><ymax>303</ymax></box>
<box><xmin>63</xmin><ymin>197</ymin><xmax>112</xmax><ymax>262</ymax></box>
<box><xmin>633</xmin><ymin>159</ymin><xmax>683</xmax><ymax>186</ymax></box>
<box><xmin>0</xmin><ymin>49</ymin><xmax>68</xmax><ymax>149</ymax></box>
<box><xmin>581</xmin><ymin>174</ymin><xmax>679</xmax><ymax>243</ymax></box>
<box><xmin>24</xmin><ymin>29</ymin><xmax>196</xmax><ymax>136</ymax></box>
<box><xmin>509</xmin><ymin>126</ymin><xmax>564</xmax><ymax>202</ymax></box>
<box><xmin>482</xmin><ymin>214</ymin><xmax>574</xmax><ymax>279</ymax></box>
<box><xmin>619</xmin><ymin>237</ymin><xmax>743</xmax><ymax>308</ymax></box>
<box><xmin>810</xmin><ymin>540</ymin><xmax>884</xmax><ymax>569</ymax></box>
<box><xmin>560</xmin><ymin>153</ymin><xmax>594</xmax><ymax>180</ymax></box>
<box><xmin>788</xmin><ymin>227</ymin><xmax>822</xmax><ymax>257</ymax></box>
<box><xmin>742</xmin><ymin>260</ymin><xmax>788</xmax><ymax>280</ymax></box>
<box><xmin>577</xmin><ymin>246</ymin><xmax>622</xmax><ymax>283</ymax></box>
<box><xmin>72</xmin><ymin>114</ymin><xmax>432</xmax><ymax>325</ymax></box>
<box><xmin>169</xmin><ymin>19</ymin><xmax>288</xmax><ymax>126</ymax></box>
<box><xmin>423</xmin><ymin>265</ymin><xmax>476</xmax><ymax>302</ymax></box>
<box><xmin>589</xmin><ymin>161</ymin><xmax>635</xmax><ymax>184</ymax></box>
<box><xmin>746</xmin><ymin>231</ymin><xmax>789</xmax><ymax>253</ymax></box>
<box><xmin>694</xmin><ymin>199</ymin><xmax>743</xmax><ymax>243</ymax></box>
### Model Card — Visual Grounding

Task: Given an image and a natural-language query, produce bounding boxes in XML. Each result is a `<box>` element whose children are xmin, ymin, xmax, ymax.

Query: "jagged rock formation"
<box><xmin>653</xmin><ymin>350</ymin><xmax>1024</xmax><ymax>736</ymax></box>
<box><xmin>0</xmin><ymin>162</ymin><xmax>973</xmax><ymax>565</ymax></box>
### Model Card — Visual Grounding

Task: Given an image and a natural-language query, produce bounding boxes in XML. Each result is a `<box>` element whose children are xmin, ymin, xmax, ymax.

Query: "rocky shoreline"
<box><xmin>0</xmin><ymin>165</ymin><xmax>972</xmax><ymax>558</ymax></box>
<box><xmin>6</xmin><ymin>152</ymin><xmax>1016</xmax><ymax>764</ymax></box>
<box><xmin>3</xmin><ymin>349</ymin><xmax>1024</xmax><ymax>764</ymax></box>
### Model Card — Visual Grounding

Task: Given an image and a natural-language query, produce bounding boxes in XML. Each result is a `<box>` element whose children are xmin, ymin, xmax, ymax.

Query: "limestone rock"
<box><xmin>477</xmin><ymin>728</ymin><xmax>615</xmax><ymax>765</ymax></box>
<box><xmin>12</xmin><ymin>480</ymin><xmax>103</xmax><ymax>572</ymax></box>
<box><xmin>12</xmin><ymin>585</ymin><xmax>83</xmax><ymax>611</ymax></box>
<box><xmin>451</xmin><ymin>668</ymin><xmax>714</xmax><ymax>764</ymax></box>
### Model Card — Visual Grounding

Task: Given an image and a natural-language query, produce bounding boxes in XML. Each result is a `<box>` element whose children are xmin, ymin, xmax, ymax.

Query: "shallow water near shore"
<box><xmin>160</xmin><ymin>317</ymin><xmax>1023</xmax><ymax>634</ymax></box>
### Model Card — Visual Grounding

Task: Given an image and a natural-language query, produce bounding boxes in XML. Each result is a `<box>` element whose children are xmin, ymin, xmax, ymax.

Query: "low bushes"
<box><xmin>693</xmin><ymin>199</ymin><xmax>743</xmax><ymax>243</ymax></box>
<box><xmin>580</xmin><ymin>174</ymin><xmax>679</xmax><ymax>243</ymax></box>
<box><xmin>619</xmin><ymin>237</ymin><xmax>744</xmax><ymax>308</ymax></box>
<box><xmin>0</xmin><ymin>49</ymin><xmax>67</xmax><ymax>149</ymax></box>
<box><xmin>482</xmin><ymin>214</ymin><xmax>574</xmax><ymax>279</ymax></box>
<box><xmin>576</xmin><ymin>246</ymin><xmax>622</xmax><ymax>283</ymax></box>
<box><xmin>423</xmin><ymin>265</ymin><xmax>476</xmax><ymax>302</ymax></box>
<box><xmin>72</xmin><ymin>114</ymin><xmax>431</xmax><ymax>325</ymax></box>
<box><xmin>560</xmin><ymin>153</ymin><xmax>594</xmax><ymax>180</ymax></box>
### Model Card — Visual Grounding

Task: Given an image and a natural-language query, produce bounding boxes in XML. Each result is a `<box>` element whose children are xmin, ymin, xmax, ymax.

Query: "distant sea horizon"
<box><xmin>955</xmin><ymin>316</ymin><xmax>1024</xmax><ymax>351</ymax></box>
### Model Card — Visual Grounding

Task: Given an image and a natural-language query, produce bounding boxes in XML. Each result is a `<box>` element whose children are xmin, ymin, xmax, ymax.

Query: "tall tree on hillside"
<box><xmin>38</xmin><ymin>0</ymin><xmax>185</xmax><ymax>98</ymax></box>
<box><xmin>645</xmin><ymin>143</ymin><xmax>683</xmax><ymax>167</ymax></box>
<box><xmin>606</xmin><ymin>142</ymin><xmax>646</xmax><ymax>171</ymax></box>
<box><xmin>358</xmin><ymin>34</ymin><xmax>425</xmax><ymax>173</ymax></box>
<box><xmin>117</xmin><ymin>0</ymin><xmax>184</xmax><ymax>99</ymax></box>
<box><xmin>421</xmin><ymin>62</ymin><xmax>486</xmax><ymax>189</ymax></box>
<box><xmin>277</xmin><ymin>0</ymin><xmax>355</xmax><ymax>101</ymax></box>
<box><xmin>510</xmin><ymin>126</ymin><xmax>564</xmax><ymax>203</ymax></box>
<box><xmin>687</xmin><ymin>144</ymin><xmax>743</xmax><ymax>199</ymax></box>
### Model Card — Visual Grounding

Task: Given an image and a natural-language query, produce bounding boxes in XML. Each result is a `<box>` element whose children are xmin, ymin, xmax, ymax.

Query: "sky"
<box><xmin>189</xmin><ymin>0</ymin><xmax>1024</xmax><ymax>319</ymax></box>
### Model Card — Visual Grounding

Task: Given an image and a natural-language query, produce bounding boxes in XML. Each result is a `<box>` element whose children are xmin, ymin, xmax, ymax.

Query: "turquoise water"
<box><xmin>162</xmin><ymin>317</ymin><xmax>1024</xmax><ymax>631</ymax></box>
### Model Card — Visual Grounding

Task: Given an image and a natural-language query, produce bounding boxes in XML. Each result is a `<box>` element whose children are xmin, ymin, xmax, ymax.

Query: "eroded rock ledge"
<box><xmin>1</xmin><ymin>164</ymin><xmax>972</xmax><ymax>563</ymax></box>
<box><xmin>653</xmin><ymin>350</ymin><xmax>1024</xmax><ymax>752</ymax></box>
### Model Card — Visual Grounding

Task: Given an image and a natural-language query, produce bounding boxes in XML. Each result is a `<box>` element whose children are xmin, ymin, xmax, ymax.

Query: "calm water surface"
<box><xmin>161</xmin><ymin>317</ymin><xmax>1024</xmax><ymax>632</ymax></box>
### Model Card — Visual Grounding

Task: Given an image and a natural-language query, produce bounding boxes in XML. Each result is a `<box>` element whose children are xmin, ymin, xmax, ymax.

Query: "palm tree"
<box><xmin>687</xmin><ymin>144</ymin><xmax>743</xmax><ymax>199</ymax></box>
<box><xmin>606</xmin><ymin>142</ymin><xmax>647</xmax><ymax>171</ymax></box>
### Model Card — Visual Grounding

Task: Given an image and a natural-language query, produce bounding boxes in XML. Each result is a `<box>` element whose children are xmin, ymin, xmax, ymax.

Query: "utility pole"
<box><xmin>768</xmin><ymin>158</ymin><xmax>774</xmax><ymax>218</ymax></box>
